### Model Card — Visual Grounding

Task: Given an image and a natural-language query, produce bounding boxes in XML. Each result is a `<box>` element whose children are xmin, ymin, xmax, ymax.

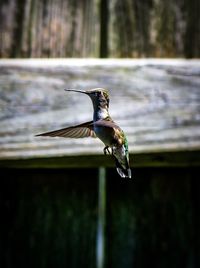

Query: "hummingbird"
<box><xmin>36</xmin><ymin>88</ymin><xmax>131</xmax><ymax>178</ymax></box>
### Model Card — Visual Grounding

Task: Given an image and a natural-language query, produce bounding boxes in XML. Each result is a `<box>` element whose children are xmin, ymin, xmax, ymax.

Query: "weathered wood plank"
<box><xmin>0</xmin><ymin>59</ymin><xmax>200</xmax><ymax>165</ymax></box>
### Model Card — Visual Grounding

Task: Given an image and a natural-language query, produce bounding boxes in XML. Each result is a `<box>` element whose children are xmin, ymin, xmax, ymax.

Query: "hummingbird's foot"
<box><xmin>103</xmin><ymin>146</ymin><xmax>111</xmax><ymax>155</ymax></box>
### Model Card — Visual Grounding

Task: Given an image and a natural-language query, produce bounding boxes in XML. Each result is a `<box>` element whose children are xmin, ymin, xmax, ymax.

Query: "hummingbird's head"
<box><xmin>65</xmin><ymin>88</ymin><xmax>110</xmax><ymax>109</ymax></box>
<box><xmin>86</xmin><ymin>88</ymin><xmax>110</xmax><ymax>108</ymax></box>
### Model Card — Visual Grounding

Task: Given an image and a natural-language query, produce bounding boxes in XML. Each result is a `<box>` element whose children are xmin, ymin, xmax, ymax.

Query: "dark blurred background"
<box><xmin>0</xmin><ymin>1</ymin><xmax>200</xmax><ymax>268</ymax></box>
<box><xmin>1</xmin><ymin>167</ymin><xmax>200</xmax><ymax>268</ymax></box>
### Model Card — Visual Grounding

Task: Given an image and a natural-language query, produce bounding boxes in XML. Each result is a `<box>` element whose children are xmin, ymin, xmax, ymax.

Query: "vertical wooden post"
<box><xmin>96</xmin><ymin>167</ymin><xmax>106</xmax><ymax>268</ymax></box>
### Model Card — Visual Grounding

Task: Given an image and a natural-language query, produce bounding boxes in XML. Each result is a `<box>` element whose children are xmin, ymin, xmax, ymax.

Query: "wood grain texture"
<box><xmin>1</xmin><ymin>0</ymin><xmax>200</xmax><ymax>58</ymax></box>
<box><xmin>0</xmin><ymin>59</ymin><xmax>200</xmax><ymax>165</ymax></box>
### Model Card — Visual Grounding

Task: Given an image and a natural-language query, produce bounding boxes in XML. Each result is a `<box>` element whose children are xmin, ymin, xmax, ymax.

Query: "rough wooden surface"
<box><xmin>1</xmin><ymin>0</ymin><xmax>200</xmax><ymax>58</ymax></box>
<box><xmin>0</xmin><ymin>59</ymin><xmax>200</xmax><ymax>164</ymax></box>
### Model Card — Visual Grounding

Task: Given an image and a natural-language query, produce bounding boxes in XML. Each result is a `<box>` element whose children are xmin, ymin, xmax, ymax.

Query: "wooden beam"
<box><xmin>0</xmin><ymin>59</ymin><xmax>200</xmax><ymax>162</ymax></box>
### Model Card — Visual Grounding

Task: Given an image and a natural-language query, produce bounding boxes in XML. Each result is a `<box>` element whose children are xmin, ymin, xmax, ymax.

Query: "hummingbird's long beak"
<box><xmin>64</xmin><ymin>89</ymin><xmax>88</xmax><ymax>95</ymax></box>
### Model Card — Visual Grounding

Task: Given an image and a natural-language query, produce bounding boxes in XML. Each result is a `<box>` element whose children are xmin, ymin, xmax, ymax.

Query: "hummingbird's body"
<box><xmin>36</xmin><ymin>88</ymin><xmax>131</xmax><ymax>178</ymax></box>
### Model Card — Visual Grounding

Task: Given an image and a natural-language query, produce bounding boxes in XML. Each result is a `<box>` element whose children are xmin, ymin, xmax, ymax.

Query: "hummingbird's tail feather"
<box><xmin>112</xmin><ymin>144</ymin><xmax>131</xmax><ymax>179</ymax></box>
<box><xmin>113</xmin><ymin>155</ymin><xmax>132</xmax><ymax>179</ymax></box>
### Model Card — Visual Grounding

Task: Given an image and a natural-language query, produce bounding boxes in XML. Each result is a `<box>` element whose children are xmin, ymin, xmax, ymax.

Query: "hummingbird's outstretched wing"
<box><xmin>36</xmin><ymin>121</ymin><xmax>96</xmax><ymax>138</ymax></box>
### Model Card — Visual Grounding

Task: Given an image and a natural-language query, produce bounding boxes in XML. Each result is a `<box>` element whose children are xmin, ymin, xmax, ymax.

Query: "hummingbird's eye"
<box><xmin>103</xmin><ymin>92</ymin><xmax>107</xmax><ymax>99</ymax></box>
